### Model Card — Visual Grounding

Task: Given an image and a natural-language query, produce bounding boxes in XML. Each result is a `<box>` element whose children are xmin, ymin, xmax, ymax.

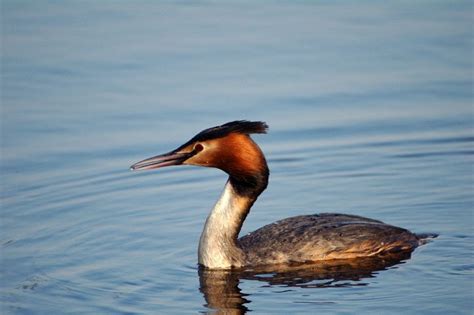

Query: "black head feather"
<box><xmin>179</xmin><ymin>121</ymin><xmax>268</xmax><ymax>149</ymax></box>
<box><xmin>171</xmin><ymin>120</ymin><xmax>269</xmax><ymax>197</ymax></box>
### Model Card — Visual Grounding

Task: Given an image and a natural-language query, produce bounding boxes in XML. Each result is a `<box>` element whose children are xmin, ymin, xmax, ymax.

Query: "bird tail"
<box><xmin>415</xmin><ymin>233</ymin><xmax>438</xmax><ymax>245</ymax></box>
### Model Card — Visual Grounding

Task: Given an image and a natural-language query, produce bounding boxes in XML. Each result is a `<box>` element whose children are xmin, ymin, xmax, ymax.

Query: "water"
<box><xmin>1</xmin><ymin>1</ymin><xmax>473</xmax><ymax>314</ymax></box>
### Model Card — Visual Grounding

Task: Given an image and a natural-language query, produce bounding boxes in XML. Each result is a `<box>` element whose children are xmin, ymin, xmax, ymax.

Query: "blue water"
<box><xmin>1</xmin><ymin>1</ymin><xmax>473</xmax><ymax>314</ymax></box>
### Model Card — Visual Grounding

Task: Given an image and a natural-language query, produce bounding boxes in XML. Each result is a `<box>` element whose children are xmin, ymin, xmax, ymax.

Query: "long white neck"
<box><xmin>198</xmin><ymin>180</ymin><xmax>253</xmax><ymax>269</ymax></box>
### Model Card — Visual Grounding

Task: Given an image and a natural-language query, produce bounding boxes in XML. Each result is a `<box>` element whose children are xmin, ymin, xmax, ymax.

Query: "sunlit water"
<box><xmin>1</xmin><ymin>1</ymin><xmax>473</xmax><ymax>314</ymax></box>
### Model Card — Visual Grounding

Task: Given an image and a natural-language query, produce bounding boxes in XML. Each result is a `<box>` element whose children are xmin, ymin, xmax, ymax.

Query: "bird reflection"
<box><xmin>199</xmin><ymin>252</ymin><xmax>411</xmax><ymax>314</ymax></box>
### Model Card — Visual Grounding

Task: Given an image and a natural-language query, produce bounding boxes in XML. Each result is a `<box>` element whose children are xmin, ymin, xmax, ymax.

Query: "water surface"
<box><xmin>1</xmin><ymin>1</ymin><xmax>473</xmax><ymax>314</ymax></box>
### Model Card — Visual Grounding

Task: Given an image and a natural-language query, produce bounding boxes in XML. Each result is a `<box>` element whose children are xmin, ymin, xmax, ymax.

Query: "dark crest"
<box><xmin>185</xmin><ymin>120</ymin><xmax>268</xmax><ymax>144</ymax></box>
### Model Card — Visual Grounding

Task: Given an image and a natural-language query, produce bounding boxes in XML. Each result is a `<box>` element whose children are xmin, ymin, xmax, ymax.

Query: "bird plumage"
<box><xmin>131</xmin><ymin>120</ymin><xmax>429</xmax><ymax>269</ymax></box>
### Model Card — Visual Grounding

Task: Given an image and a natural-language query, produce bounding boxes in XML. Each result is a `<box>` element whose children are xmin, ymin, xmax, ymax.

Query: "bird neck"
<box><xmin>198</xmin><ymin>173</ymin><xmax>267</xmax><ymax>269</ymax></box>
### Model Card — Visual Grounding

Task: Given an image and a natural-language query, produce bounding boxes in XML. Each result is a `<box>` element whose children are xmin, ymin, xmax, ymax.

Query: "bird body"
<box><xmin>240</xmin><ymin>213</ymin><xmax>418</xmax><ymax>266</ymax></box>
<box><xmin>131</xmin><ymin>121</ymin><xmax>427</xmax><ymax>269</ymax></box>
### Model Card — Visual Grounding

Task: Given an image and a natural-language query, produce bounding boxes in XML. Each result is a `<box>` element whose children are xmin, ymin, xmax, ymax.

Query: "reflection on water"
<box><xmin>199</xmin><ymin>252</ymin><xmax>412</xmax><ymax>314</ymax></box>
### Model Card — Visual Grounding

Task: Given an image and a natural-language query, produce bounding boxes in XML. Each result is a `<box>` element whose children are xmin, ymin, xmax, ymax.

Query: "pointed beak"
<box><xmin>130</xmin><ymin>150</ymin><xmax>193</xmax><ymax>171</ymax></box>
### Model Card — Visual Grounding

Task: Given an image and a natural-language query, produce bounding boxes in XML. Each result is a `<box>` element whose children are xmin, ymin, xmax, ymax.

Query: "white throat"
<box><xmin>198</xmin><ymin>180</ymin><xmax>248</xmax><ymax>269</ymax></box>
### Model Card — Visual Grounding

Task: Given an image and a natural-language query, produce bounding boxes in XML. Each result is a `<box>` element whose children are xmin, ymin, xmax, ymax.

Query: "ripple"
<box><xmin>391</xmin><ymin>150</ymin><xmax>474</xmax><ymax>159</ymax></box>
<box><xmin>364</xmin><ymin>135</ymin><xmax>474</xmax><ymax>148</ymax></box>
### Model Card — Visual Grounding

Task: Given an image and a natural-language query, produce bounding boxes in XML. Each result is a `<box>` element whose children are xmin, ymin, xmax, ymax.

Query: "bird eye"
<box><xmin>194</xmin><ymin>143</ymin><xmax>204</xmax><ymax>153</ymax></box>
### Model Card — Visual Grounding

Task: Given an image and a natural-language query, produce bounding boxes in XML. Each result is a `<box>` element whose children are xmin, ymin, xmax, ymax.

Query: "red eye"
<box><xmin>194</xmin><ymin>143</ymin><xmax>204</xmax><ymax>152</ymax></box>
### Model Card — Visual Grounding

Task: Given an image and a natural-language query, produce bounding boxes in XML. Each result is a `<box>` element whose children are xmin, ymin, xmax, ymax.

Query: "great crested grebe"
<box><xmin>131</xmin><ymin>120</ymin><xmax>429</xmax><ymax>269</ymax></box>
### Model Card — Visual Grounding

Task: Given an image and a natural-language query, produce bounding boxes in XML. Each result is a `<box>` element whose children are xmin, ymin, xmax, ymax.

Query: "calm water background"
<box><xmin>1</xmin><ymin>1</ymin><xmax>473</xmax><ymax>314</ymax></box>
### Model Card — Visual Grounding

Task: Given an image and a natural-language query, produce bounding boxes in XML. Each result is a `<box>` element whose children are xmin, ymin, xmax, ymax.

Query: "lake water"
<box><xmin>1</xmin><ymin>1</ymin><xmax>473</xmax><ymax>314</ymax></box>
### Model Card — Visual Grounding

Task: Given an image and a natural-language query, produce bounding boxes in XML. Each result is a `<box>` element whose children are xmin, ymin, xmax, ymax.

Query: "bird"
<box><xmin>131</xmin><ymin>120</ymin><xmax>431</xmax><ymax>269</ymax></box>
